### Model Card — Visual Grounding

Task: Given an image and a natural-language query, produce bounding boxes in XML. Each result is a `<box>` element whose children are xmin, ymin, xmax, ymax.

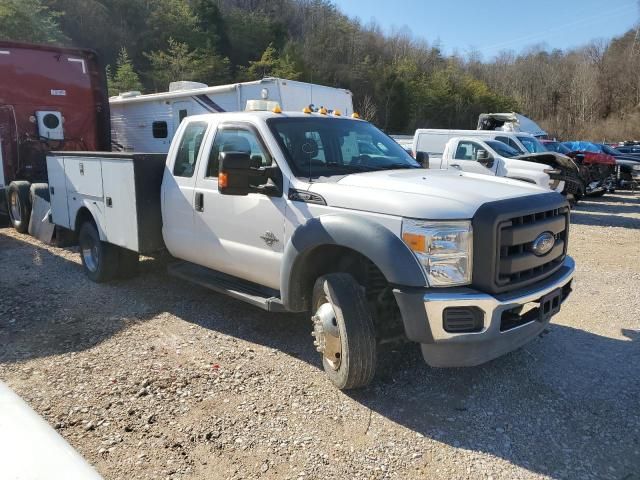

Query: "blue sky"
<box><xmin>336</xmin><ymin>0</ymin><xmax>639</xmax><ymax>59</ymax></box>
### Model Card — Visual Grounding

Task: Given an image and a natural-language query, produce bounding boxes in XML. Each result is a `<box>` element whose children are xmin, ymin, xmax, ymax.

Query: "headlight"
<box><xmin>401</xmin><ymin>219</ymin><xmax>473</xmax><ymax>287</ymax></box>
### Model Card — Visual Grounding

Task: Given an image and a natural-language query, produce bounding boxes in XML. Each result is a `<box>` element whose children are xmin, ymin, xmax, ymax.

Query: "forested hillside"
<box><xmin>1</xmin><ymin>0</ymin><xmax>639</xmax><ymax>139</ymax></box>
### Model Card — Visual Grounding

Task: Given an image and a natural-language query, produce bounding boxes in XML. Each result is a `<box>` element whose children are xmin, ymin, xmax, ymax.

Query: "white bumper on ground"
<box><xmin>0</xmin><ymin>381</ymin><xmax>102</xmax><ymax>480</ymax></box>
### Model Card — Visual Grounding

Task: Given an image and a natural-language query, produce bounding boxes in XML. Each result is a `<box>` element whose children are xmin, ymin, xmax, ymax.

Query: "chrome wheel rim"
<box><xmin>81</xmin><ymin>237</ymin><xmax>99</xmax><ymax>273</ymax></box>
<box><xmin>312</xmin><ymin>302</ymin><xmax>342</xmax><ymax>370</ymax></box>
<box><xmin>9</xmin><ymin>191</ymin><xmax>21</xmax><ymax>222</ymax></box>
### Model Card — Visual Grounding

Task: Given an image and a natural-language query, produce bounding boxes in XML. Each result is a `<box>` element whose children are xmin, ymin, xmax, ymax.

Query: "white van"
<box><xmin>412</xmin><ymin>129</ymin><xmax>549</xmax><ymax>166</ymax></box>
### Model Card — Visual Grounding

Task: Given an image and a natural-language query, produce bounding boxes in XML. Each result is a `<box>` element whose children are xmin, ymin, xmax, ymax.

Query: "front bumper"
<box><xmin>393</xmin><ymin>256</ymin><xmax>575</xmax><ymax>367</ymax></box>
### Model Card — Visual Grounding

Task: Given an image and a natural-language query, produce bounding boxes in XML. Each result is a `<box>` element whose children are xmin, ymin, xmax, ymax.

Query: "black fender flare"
<box><xmin>280</xmin><ymin>214</ymin><xmax>426</xmax><ymax>312</ymax></box>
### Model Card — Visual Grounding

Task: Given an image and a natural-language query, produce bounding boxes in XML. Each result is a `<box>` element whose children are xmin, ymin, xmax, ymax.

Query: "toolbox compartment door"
<box><xmin>64</xmin><ymin>156</ymin><xmax>104</xmax><ymax>198</ymax></box>
<box><xmin>101</xmin><ymin>158</ymin><xmax>139</xmax><ymax>251</ymax></box>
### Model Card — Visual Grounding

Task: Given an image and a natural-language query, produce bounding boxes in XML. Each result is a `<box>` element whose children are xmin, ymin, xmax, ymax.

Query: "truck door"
<box><xmin>449</xmin><ymin>140</ymin><xmax>498</xmax><ymax>176</ymax></box>
<box><xmin>193</xmin><ymin>122</ymin><xmax>286</xmax><ymax>290</ymax></box>
<box><xmin>162</xmin><ymin>120</ymin><xmax>209</xmax><ymax>263</ymax></box>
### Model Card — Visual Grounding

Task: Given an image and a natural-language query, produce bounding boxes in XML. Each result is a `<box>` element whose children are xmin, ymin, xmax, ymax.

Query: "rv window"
<box><xmin>206</xmin><ymin>126</ymin><xmax>272</xmax><ymax>178</ymax></box>
<box><xmin>152</xmin><ymin>121</ymin><xmax>168</xmax><ymax>138</ymax></box>
<box><xmin>173</xmin><ymin>121</ymin><xmax>208</xmax><ymax>177</ymax></box>
<box><xmin>179</xmin><ymin>109</ymin><xmax>188</xmax><ymax>123</ymax></box>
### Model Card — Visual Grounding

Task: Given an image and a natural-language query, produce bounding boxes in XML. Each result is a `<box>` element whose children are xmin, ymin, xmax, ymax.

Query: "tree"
<box><xmin>0</xmin><ymin>0</ymin><xmax>67</xmax><ymax>44</ymax></box>
<box><xmin>144</xmin><ymin>38</ymin><xmax>230</xmax><ymax>90</ymax></box>
<box><xmin>107</xmin><ymin>48</ymin><xmax>143</xmax><ymax>96</ymax></box>
<box><xmin>246</xmin><ymin>43</ymin><xmax>301</xmax><ymax>80</ymax></box>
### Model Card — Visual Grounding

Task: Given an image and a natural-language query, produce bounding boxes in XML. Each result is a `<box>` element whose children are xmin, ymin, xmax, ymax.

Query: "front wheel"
<box><xmin>311</xmin><ymin>273</ymin><xmax>377</xmax><ymax>390</ymax></box>
<box><xmin>78</xmin><ymin>221</ymin><xmax>119</xmax><ymax>282</ymax></box>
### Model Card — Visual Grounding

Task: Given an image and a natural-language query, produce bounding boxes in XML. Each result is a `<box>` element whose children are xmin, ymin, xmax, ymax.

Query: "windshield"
<box><xmin>543</xmin><ymin>141</ymin><xmax>571</xmax><ymax>154</ymax></box>
<box><xmin>267</xmin><ymin>117</ymin><xmax>420</xmax><ymax>179</ymax></box>
<box><xmin>562</xmin><ymin>141</ymin><xmax>600</xmax><ymax>153</ymax></box>
<box><xmin>517</xmin><ymin>135</ymin><xmax>547</xmax><ymax>153</ymax></box>
<box><xmin>599</xmin><ymin>144</ymin><xmax>621</xmax><ymax>156</ymax></box>
<box><xmin>485</xmin><ymin>140</ymin><xmax>520</xmax><ymax>158</ymax></box>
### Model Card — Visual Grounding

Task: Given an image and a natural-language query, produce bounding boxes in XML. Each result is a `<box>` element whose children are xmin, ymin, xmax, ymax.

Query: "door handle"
<box><xmin>450</xmin><ymin>164</ymin><xmax>461</xmax><ymax>169</ymax></box>
<box><xmin>195</xmin><ymin>192</ymin><xmax>204</xmax><ymax>212</ymax></box>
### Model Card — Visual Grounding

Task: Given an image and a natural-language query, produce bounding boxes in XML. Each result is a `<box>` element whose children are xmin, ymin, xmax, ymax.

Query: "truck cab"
<box><xmin>47</xmin><ymin>110</ymin><xmax>575</xmax><ymax>390</ymax></box>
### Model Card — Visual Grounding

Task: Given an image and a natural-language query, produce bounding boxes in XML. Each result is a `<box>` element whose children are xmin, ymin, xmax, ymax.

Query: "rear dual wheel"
<box><xmin>78</xmin><ymin>221</ymin><xmax>139</xmax><ymax>282</ymax></box>
<box><xmin>7</xmin><ymin>181</ymin><xmax>32</xmax><ymax>233</ymax></box>
<box><xmin>311</xmin><ymin>273</ymin><xmax>377</xmax><ymax>390</ymax></box>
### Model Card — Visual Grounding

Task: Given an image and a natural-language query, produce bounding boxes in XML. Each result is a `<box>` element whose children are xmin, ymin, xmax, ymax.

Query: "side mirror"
<box><xmin>476</xmin><ymin>149</ymin><xmax>494</xmax><ymax>168</ymax></box>
<box><xmin>218</xmin><ymin>151</ymin><xmax>252</xmax><ymax>195</ymax></box>
<box><xmin>415</xmin><ymin>151</ymin><xmax>429</xmax><ymax>168</ymax></box>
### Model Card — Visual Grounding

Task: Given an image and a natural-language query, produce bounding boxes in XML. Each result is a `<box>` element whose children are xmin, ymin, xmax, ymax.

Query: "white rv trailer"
<box><xmin>109</xmin><ymin>77</ymin><xmax>354</xmax><ymax>153</ymax></box>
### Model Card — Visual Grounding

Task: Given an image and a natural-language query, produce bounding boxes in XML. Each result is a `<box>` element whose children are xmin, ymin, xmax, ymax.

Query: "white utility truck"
<box><xmin>46</xmin><ymin>110</ymin><xmax>575</xmax><ymax>389</ymax></box>
<box><xmin>110</xmin><ymin>77</ymin><xmax>353</xmax><ymax>153</ymax></box>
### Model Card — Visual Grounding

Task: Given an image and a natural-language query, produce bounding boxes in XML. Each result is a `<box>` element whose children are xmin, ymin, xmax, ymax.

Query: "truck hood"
<box><xmin>500</xmin><ymin>157</ymin><xmax>549</xmax><ymax>172</ymax></box>
<box><xmin>516</xmin><ymin>152</ymin><xmax>580</xmax><ymax>173</ymax></box>
<box><xmin>308</xmin><ymin>169</ymin><xmax>548</xmax><ymax>219</ymax></box>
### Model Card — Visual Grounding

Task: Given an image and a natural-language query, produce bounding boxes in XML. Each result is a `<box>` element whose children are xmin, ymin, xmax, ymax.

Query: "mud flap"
<box><xmin>27</xmin><ymin>194</ymin><xmax>55</xmax><ymax>244</ymax></box>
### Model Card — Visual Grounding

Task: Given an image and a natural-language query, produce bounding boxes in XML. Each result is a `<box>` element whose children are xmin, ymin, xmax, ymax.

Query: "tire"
<box><xmin>78</xmin><ymin>221</ymin><xmax>119</xmax><ymax>282</ymax></box>
<box><xmin>7</xmin><ymin>181</ymin><xmax>32</xmax><ymax>233</ymax></box>
<box><xmin>29</xmin><ymin>183</ymin><xmax>50</xmax><ymax>204</ymax></box>
<box><xmin>117</xmin><ymin>247</ymin><xmax>139</xmax><ymax>279</ymax></box>
<box><xmin>311</xmin><ymin>273</ymin><xmax>377</xmax><ymax>390</ymax></box>
<box><xmin>588</xmin><ymin>190</ymin><xmax>606</xmax><ymax>197</ymax></box>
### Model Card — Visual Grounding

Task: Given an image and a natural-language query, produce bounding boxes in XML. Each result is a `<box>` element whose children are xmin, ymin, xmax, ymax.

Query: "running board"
<box><xmin>167</xmin><ymin>262</ymin><xmax>287</xmax><ymax>313</ymax></box>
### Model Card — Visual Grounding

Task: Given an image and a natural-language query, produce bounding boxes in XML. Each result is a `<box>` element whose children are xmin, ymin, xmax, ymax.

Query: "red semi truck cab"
<box><xmin>0</xmin><ymin>41</ymin><xmax>110</xmax><ymax>230</ymax></box>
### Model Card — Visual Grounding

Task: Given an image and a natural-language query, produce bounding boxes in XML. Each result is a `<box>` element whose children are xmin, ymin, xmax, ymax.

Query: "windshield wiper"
<box><xmin>325</xmin><ymin>163</ymin><xmax>378</xmax><ymax>173</ymax></box>
<box><xmin>375</xmin><ymin>163</ymin><xmax>420</xmax><ymax>170</ymax></box>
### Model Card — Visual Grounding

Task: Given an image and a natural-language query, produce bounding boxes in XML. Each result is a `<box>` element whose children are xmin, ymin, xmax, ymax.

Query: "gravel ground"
<box><xmin>0</xmin><ymin>192</ymin><xmax>639</xmax><ymax>480</ymax></box>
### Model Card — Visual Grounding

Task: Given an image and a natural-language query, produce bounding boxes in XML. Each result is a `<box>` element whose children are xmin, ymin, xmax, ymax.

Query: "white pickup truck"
<box><xmin>439</xmin><ymin>136</ymin><xmax>559</xmax><ymax>189</ymax></box>
<box><xmin>46</xmin><ymin>110</ymin><xmax>575</xmax><ymax>389</ymax></box>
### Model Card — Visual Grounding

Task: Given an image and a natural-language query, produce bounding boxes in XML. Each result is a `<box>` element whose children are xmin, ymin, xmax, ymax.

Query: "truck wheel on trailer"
<box><xmin>29</xmin><ymin>183</ymin><xmax>50</xmax><ymax>204</ymax></box>
<box><xmin>7</xmin><ymin>181</ymin><xmax>32</xmax><ymax>233</ymax></box>
<box><xmin>78</xmin><ymin>221</ymin><xmax>120</xmax><ymax>283</ymax></box>
<box><xmin>311</xmin><ymin>273</ymin><xmax>377</xmax><ymax>390</ymax></box>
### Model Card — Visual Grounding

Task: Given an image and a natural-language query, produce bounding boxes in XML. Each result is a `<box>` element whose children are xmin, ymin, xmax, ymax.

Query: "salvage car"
<box><xmin>561</xmin><ymin>141</ymin><xmax>616</xmax><ymax>197</ymax></box>
<box><xmin>596</xmin><ymin>143</ymin><xmax>640</xmax><ymax>189</ymax></box>
<box><xmin>440</xmin><ymin>137</ymin><xmax>584</xmax><ymax>205</ymax></box>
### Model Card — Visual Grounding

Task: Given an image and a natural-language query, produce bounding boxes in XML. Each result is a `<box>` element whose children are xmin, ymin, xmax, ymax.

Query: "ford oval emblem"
<box><xmin>531</xmin><ymin>232</ymin><xmax>555</xmax><ymax>256</ymax></box>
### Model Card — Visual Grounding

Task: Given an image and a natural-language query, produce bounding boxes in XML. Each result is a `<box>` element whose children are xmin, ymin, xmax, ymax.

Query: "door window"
<box><xmin>496</xmin><ymin>135</ymin><xmax>523</xmax><ymax>153</ymax></box>
<box><xmin>454</xmin><ymin>141</ymin><xmax>485</xmax><ymax>161</ymax></box>
<box><xmin>173</xmin><ymin>121</ymin><xmax>208</xmax><ymax>177</ymax></box>
<box><xmin>206</xmin><ymin>126</ymin><xmax>272</xmax><ymax>178</ymax></box>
